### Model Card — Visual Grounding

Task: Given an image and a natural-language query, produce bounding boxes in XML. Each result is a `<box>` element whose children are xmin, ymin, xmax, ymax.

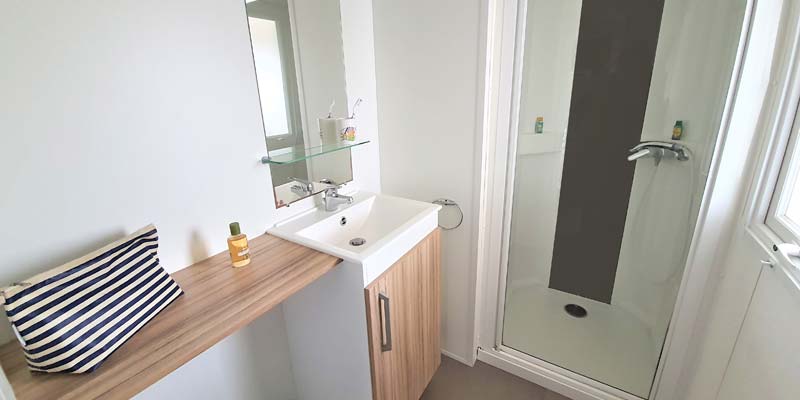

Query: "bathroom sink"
<box><xmin>268</xmin><ymin>192</ymin><xmax>440</xmax><ymax>284</ymax></box>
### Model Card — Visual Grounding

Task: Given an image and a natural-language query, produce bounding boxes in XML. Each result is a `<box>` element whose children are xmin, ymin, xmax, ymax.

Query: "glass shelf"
<box><xmin>260</xmin><ymin>140</ymin><xmax>370</xmax><ymax>165</ymax></box>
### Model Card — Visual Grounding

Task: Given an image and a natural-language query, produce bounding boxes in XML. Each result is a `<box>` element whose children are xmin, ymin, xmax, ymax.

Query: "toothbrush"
<box><xmin>327</xmin><ymin>100</ymin><xmax>335</xmax><ymax>118</ymax></box>
<box><xmin>350</xmin><ymin>98</ymin><xmax>363</xmax><ymax>119</ymax></box>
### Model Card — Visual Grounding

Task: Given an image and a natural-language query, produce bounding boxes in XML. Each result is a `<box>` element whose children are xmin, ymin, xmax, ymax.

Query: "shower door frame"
<box><xmin>473</xmin><ymin>0</ymin><xmax>757</xmax><ymax>399</ymax></box>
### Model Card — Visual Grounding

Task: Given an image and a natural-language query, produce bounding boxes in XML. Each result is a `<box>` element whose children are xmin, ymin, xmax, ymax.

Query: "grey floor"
<box><xmin>422</xmin><ymin>357</ymin><xmax>572</xmax><ymax>400</ymax></box>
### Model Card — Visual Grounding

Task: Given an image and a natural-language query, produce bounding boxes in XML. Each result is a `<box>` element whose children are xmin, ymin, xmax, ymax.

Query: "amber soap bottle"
<box><xmin>227</xmin><ymin>222</ymin><xmax>251</xmax><ymax>268</ymax></box>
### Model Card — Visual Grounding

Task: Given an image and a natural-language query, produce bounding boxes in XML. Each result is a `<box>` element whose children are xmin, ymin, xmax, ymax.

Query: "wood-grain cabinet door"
<box><xmin>365</xmin><ymin>229</ymin><xmax>441</xmax><ymax>400</ymax></box>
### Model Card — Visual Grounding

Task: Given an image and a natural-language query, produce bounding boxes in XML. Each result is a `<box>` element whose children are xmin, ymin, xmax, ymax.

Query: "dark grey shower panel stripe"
<box><xmin>548</xmin><ymin>0</ymin><xmax>665</xmax><ymax>303</ymax></box>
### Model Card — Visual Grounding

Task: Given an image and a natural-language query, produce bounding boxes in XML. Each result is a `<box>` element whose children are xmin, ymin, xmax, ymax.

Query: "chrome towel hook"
<box><xmin>432</xmin><ymin>198</ymin><xmax>463</xmax><ymax>230</ymax></box>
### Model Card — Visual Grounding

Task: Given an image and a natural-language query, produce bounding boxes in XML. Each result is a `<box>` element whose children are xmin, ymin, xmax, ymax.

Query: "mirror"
<box><xmin>245</xmin><ymin>0</ymin><xmax>354</xmax><ymax>208</ymax></box>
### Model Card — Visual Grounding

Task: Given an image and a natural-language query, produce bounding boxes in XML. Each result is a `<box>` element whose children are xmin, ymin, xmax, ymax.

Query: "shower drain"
<box><xmin>564</xmin><ymin>304</ymin><xmax>587</xmax><ymax>318</ymax></box>
<box><xmin>349</xmin><ymin>237</ymin><xmax>366</xmax><ymax>247</ymax></box>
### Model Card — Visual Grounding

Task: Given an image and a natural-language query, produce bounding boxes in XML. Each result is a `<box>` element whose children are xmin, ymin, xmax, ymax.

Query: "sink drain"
<box><xmin>564</xmin><ymin>304</ymin><xmax>587</xmax><ymax>318</ymax></box>
<box><xmin>349</xmin><ymin>237</ymin><xmax>366</xmax><ymax>247</ymax></box>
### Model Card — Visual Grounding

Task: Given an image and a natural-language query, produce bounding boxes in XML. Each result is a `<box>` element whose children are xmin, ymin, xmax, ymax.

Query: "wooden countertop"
<box><xmin>0</xmin><ymin>234</ymin><xmax>341</xmax><ymax>400</ymax></box>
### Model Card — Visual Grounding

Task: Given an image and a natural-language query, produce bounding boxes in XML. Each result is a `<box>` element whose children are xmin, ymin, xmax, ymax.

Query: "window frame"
<box><xmin>746</xmin><ymin>13</ymin><xmax>800</xmax><ymax>270</ymax></box>
<box><xmin>765</xmin><ymin>101</ymin><xmax>800</xmax><ymax>245</ymax></box>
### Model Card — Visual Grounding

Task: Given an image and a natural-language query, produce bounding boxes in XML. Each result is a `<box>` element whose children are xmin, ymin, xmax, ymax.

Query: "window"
<box><xmin>767</xmin><ymin>103</ymin><xmax>800</xmax><ymax>244</ymax></box>
<box><xmin>248</xmin><ymin>17</ymin><xmax>291</xmax><ymax>137</ymax></box>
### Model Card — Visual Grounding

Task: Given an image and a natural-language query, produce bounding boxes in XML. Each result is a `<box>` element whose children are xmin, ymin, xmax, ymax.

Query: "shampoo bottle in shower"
<box><xmin>672</xmin><ymin>120</ymin><xmax>684</xmax><ymax>140</ymax></box>
<box><xmin>227</xmin><ymin>222</ymin><xmax>251</xmax><ymax>268</ymax></box>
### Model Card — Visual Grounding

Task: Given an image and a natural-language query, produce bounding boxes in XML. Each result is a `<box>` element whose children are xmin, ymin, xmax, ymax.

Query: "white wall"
<box><xmin>373</xmin><ymin>0</ymin><xmax>482</xmax><ymax>363</ymax></box>
<box><xmin>282</xmin><ymin>261</ymin><xmax>373</xmax><ymax>400</ymax></box>
<box><xmin>340</xmin><ymin>0</ymin><xmax>382</xmax><ymax>193</ymax></box>
<box><xmin>136</xmin><ymin>309</ymin><xmax>297</xmax><ymax>400</ymax></box>
<box><xmin>506</xmin><ymin>0</ymin><xmax>581</xmax><ymax>291</ymax></box>
<box><xmin>611</xmin><ymin>0</ymin><xmax>748</xmax><ymax>350</ymax></box>
<box><xmin>516</xmin><ymin>0</ymin><xmax>581</xmax><ymax>139</ymax></box>
<box><xmin>0</xmin><ymin>0</ymin><xmax>276</xmax><ymax>342</ymax></box>
<box><xmin>0</xmin><ymin>0</ymin><xmax>381</xmax><ymax>397</ymax></box>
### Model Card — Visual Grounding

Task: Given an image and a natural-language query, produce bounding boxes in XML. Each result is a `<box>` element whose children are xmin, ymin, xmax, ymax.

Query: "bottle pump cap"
<box><xmin>229</xmin><ymin>222</ymin><xmax>241</xmax><ymax>236</ymax></box>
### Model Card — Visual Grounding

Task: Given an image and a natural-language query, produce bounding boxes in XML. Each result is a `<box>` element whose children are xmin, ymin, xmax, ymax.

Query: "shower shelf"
<box><xmin>260</xmin><ymin>140</ymin><xmax>370</xmax><ymax>165</ymax></box>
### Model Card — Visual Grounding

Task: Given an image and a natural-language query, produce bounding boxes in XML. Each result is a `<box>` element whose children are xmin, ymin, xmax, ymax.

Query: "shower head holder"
<box><xmin>628</xmin><ymin>141</ymin><xmax>689</xmax><ymax>165</ymax></box>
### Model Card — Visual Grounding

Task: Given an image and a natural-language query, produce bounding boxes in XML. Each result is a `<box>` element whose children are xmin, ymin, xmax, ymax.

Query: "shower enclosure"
<box><xmin>484</xmin><ymin>0</ymin><xmax>750</xmax><ymax>398</ymax></box>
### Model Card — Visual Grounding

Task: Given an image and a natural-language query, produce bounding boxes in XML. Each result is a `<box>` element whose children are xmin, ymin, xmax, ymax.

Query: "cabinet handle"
<box><xmin>379</xmin><ymin>292</ymin><xmax>392</xmax><ymax>352</ymax></box>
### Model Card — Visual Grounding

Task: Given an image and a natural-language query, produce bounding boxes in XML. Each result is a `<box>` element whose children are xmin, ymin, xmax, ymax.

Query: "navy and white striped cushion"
<box><xmin>2</xmin><ymin>225</ymin><xmax>183</xmax><ymax>374</ymax></box>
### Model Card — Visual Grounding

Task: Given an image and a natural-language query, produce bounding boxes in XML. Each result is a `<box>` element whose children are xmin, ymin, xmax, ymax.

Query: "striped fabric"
<box><xmin>1</xmin><ymin>225</ymin><xmax>183</xmax><ymax>374</ymax></box>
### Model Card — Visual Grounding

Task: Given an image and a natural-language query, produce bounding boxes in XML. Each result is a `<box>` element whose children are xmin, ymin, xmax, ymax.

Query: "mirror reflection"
<box><xmin>245</xmin><ymin>0</ymin><xmax>353</xmax><ymax>207</ymax></box>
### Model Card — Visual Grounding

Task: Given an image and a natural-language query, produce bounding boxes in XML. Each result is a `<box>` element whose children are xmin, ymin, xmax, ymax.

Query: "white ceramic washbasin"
<box><xmin>268</xmin><ymin>192</ymin><xmax>440</xmax><ymax>285</ymax></box>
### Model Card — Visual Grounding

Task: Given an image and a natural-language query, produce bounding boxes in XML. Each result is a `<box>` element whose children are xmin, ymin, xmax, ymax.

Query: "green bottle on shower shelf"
<box><xmin>672</xmin><ymin>120</ymin><xmax>684</xmax><ymax>140</ymax></box>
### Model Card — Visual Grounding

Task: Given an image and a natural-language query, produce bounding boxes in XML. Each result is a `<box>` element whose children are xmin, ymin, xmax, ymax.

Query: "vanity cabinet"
<box><xmin>364</xmin><ymin>229</ymin><xmax>441</xmax><ymax>400</ymax></box>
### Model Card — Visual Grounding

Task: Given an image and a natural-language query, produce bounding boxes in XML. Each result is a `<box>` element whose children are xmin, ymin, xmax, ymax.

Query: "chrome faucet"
<box><xmin>319</xmin><ymin>178</ymin><xmax>354</xmax><ymax>211</ymax></box>
<box><xmin>289</xmin><ymin>177</ymin><xmax>315</xmax><ymax>196</ymax></box>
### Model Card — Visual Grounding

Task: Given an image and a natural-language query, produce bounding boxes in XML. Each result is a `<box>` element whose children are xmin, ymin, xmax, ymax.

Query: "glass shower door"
<box><xmin>500</xmin><ymin>0</ymin><xmax>749</xmax><ymax>397</ymax></box>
